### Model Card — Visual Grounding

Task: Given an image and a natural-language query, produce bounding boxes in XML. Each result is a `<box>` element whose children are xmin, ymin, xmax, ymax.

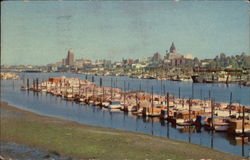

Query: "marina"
<box><xmin>1</xmin><ymin>72</ymin><xmax>250</xmax><ymax>157</ymax></box>
<box><xmin>2</xmin><ymin>1</ymin><xmax>250</xmax><ymax>159</ymax></box>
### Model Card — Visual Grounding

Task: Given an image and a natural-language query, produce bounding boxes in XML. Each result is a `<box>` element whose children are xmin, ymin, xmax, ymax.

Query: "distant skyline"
<box><xmin>1</xmin><ymin>1</ymin><xmax>249</xmax><ymax>65</ymax></box>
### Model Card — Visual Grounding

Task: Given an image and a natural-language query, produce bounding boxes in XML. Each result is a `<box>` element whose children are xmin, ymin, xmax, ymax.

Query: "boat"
<box><xmin>123</xmin><ymin>104</ymin><xmax>137</xmax><ymax>112</ymax></box>
<box><xmin>228</xmin><ymin>119</ymin><xmax>250</xmax><ymax>135</ymax></box>
<box><xmin>41</xmin><ymin>88</ymin><xmax>47</xmax><ymax>92</ymax></box>
<box><xmin>142</xmin><ymin>107</ymin><xmax>161</xmax><ymax>117</ymax></box>
<box><xmin>213</xmin><ymin>117</ymin><xmax>230</xmax><ymax>132</ymax></box>
<box><xmin>214</xmin><ymin>122</ymin><xmax>229</xmax><ymax>132</ymax></box>
<box><xmin>191</xmin><ymin>75</ymin><xmax>204</xmax><ymax>83</ymax></box>
<box><xmin>20</xmin><ymin>85</ymin><xmax>28</xmax><ymax>91</ymax></box>
<box><xmin>235</xmin><ymin>136</ymin><xmax>249</xmax><ymax>144</ymax></box>
<box><xmin>101</xmin><ymin>101</ymin><xmax>110</xmax><ymax>108</ymax></box>
<box><xmin>64</xmin><ymin>94</ymin><xmax>74</xmax><ymax>101</ymax></box>
<box><xmin>108</xmin><ymin>101</ymin><xmax>122</xmax><ymax>109</ymax></box>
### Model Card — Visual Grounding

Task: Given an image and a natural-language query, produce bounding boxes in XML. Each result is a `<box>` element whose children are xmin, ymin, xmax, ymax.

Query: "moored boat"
<box><xmin>108</xmin><ymin>101</ymin><xmax>122</xmax><ymax>109</ymax></box>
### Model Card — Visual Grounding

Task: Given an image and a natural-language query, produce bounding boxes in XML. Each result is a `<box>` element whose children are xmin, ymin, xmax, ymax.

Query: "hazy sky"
<box><xmin>1</xmin><ymin>0</ymin><xmax>249</xmax><ymax>65</ymax></box>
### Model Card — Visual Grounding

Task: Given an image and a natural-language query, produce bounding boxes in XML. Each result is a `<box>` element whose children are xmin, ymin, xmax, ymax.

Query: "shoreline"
<box><xmin>0</xmin><ymin>101</ymin><xmax>243</xmax><ymax>160</ymax></box>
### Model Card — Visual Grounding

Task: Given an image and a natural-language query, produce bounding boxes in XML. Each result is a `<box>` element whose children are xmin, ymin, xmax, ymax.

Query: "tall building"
<box><xmin>66</xmin><ymin>49</ymin><xmax>74</xmax><ymax>66</ymax></box>
<box><xmin>164</xmin><ymin>42</ymin><xmax>186</xmax><ymax>67</ymax></box>
<box><xmin>165</xmin><ymin>42</ymin><xmax>182</xmax><ymax>59</ymax></box>
<box><xmin>152</xmin><ymin>52</ymin><xmax>162</xmax><ymax>62</ymax></box>
<box><xmin>170</xmin><ymin>42</ymin><xmax>177</xmax><ymax>53</ymax></box>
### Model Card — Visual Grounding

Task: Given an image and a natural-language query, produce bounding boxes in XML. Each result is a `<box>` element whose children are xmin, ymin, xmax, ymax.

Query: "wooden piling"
<box><xmin>229</xmin><ymin>92</ymin><xmax>232</xmax><ymax>116</ymax></box>
<box><xmin>178</xmin><ymin>87</ymin><xmax>180</xmax><ymax>99</ymax></box>
<box><xmin>189</xmin><ymin>99</ymin><xmax>192</xmax><ymax>122</ymax></box>
<box><xmin>92</xmin><ymin>85</ymin><xmax>95</xmax><ymax>97</ymax></box>
<box><xmin>100</xmin><ymin>77</ymin><xmax>103</xmax><ymax>87</ymax></box>
<box><xmin>27</xmin><ymin>79</ymin><xmax>29</xmax><ymax>89</ymax></box>
<box><xmin>78</xmin><ymin>80</ymin><xmax>81</xmax><ymax>95</ymax></box>
<box><xmin>242</xmin><ymin>106</ymin><xmax>245</xmax><ymax>136</ymax></box>
<box><xmin>136</xmin><ymin>91</ymin><xmax>138</xmax><ymax>111</ymax></box>
<box><xmin>123</xmin><ymin>90</ymin><xmax>126</xmax><ymax>108</ymax></box>
<box><xmin>33</xmin><ymin>79</ymin><xmax>35</xmax><ymax>89</ymax></box>
<box><xmin>211</xmin><ymin>100</ymin><xmax>214</xmax><ymax>129</ymax></box>
<box><xmin>102</xmin><ymin>86</ymin><xmax>104</xmax><ymax>106</ymax></box>
<box><xmin>36</xmin><ymin>78</ymin><xmax>39</xmax><ymax>90</ymax></box>
<box><xmin>167</xmin><ymin>92</ymin><xmax>169</xmax><ymax>118</ymax></box>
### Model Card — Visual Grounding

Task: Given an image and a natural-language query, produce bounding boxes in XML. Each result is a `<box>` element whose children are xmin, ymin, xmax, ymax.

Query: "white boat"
<box><xmin>235</xmin><ymin>128</ymin><xmax>250</xmax><ymax>134</ymax></box>
<box><xmin>108</xmin><ymin>101</ymin><xmax>122</xmax><ymax>109</ymax></box>
<box><xmin>214</xmin><ymin>122</ymin><xmax>229</xmax><ymax>132</ymax></box>
<box><xmin>102</xmin><ymin>102</ymin><xmax>110</xmax><ymax>108</ymax></box>
<box><xmin>41</xmin><ymin>88</ymin><xmax>47</xmax><ymax>92</ymax></box>
<box><xmin>124</xmin><ymin>105</ymin><xmax>137</xmax><ymax>112</ymax></box>
<box><xmin>79</xmin><ymin>98</ymin><xmax>84</xmax><ymax>102</ymax></box>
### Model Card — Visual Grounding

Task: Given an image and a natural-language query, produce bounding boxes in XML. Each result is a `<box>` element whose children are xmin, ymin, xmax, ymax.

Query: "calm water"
<box><xmin>1</xmin><ymin>72</ymin><xmax>250</xmax><ymax>157</ymax></box>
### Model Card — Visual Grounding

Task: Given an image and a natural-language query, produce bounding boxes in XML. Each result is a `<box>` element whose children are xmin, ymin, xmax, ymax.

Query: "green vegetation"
<box><xmin>1</xmin><ymin>102</ymin><xmax>241</xmax><ymax>160</ymax></box>
<box><xmin>208</xmin><ymin>52</ymin><xmax>250</xmax><ymax>69</ymax></box>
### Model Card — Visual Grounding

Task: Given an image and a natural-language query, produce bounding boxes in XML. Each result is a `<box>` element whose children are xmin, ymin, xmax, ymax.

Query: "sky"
<box><xmin>1</xmin><ymin>0</ymin><xmax>249</xmax><ymax>65</ymax></box>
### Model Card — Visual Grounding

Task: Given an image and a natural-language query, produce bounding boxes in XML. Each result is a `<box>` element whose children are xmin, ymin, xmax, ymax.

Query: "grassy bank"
<box><xmin>0</xmin><ymin>101</ymin><xmax>241</xmax><ymax>160</ymax></box>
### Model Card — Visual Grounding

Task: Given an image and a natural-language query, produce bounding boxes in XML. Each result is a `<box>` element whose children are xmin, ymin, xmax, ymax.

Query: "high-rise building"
<box><xmin>66</xmin><ymin>49</ymin><xmax>74</xmax><ymax>66</ymax></box>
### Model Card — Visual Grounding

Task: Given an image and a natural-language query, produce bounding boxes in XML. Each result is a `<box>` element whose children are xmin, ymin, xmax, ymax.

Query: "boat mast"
<box><xmin>151</xmin><ymin>86</ymin><xmax>154</xmax><ymax>115</ymax></box>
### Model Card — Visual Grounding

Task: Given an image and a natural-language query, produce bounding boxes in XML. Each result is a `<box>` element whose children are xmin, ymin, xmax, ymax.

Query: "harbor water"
<box><xmin>1</xmin><ymin>72</ymin><xmax>250</xmax><ymax>157</ymax></box>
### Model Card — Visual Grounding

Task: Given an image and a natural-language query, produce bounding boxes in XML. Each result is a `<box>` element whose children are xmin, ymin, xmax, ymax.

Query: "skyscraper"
<box><xmin>66</xmin><ymin>49</ymin><xmax>74</xmax><ymax>66</ymax></box>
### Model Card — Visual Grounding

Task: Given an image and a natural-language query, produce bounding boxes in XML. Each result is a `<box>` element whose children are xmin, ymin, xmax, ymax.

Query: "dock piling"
<box><xmin>27</xmin><ymin>79</ymin><xmax>29</xmax><ymax>90</ymax></box>
<box><xmin>167</xmin><ymin>92</ymin><xmax>169</xmax><ymax>119</ymax></box>
<box><xmin>229</xmin><ymin>92</ymin><xmax>232</xmax><ymax>116</ymax></box>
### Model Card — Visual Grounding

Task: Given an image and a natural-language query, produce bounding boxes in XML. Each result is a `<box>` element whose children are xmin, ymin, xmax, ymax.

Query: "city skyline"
<box><xmin>1</xmin><ymin>1</ymin><xmax>249</xmax><ymax>65</ymax></box>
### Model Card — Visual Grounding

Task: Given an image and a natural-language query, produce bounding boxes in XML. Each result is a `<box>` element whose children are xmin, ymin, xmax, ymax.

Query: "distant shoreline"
<box><xmin>0</xmin><ymin>101</ymin><xmax>242</xmax><ymax>160</ymax></box>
